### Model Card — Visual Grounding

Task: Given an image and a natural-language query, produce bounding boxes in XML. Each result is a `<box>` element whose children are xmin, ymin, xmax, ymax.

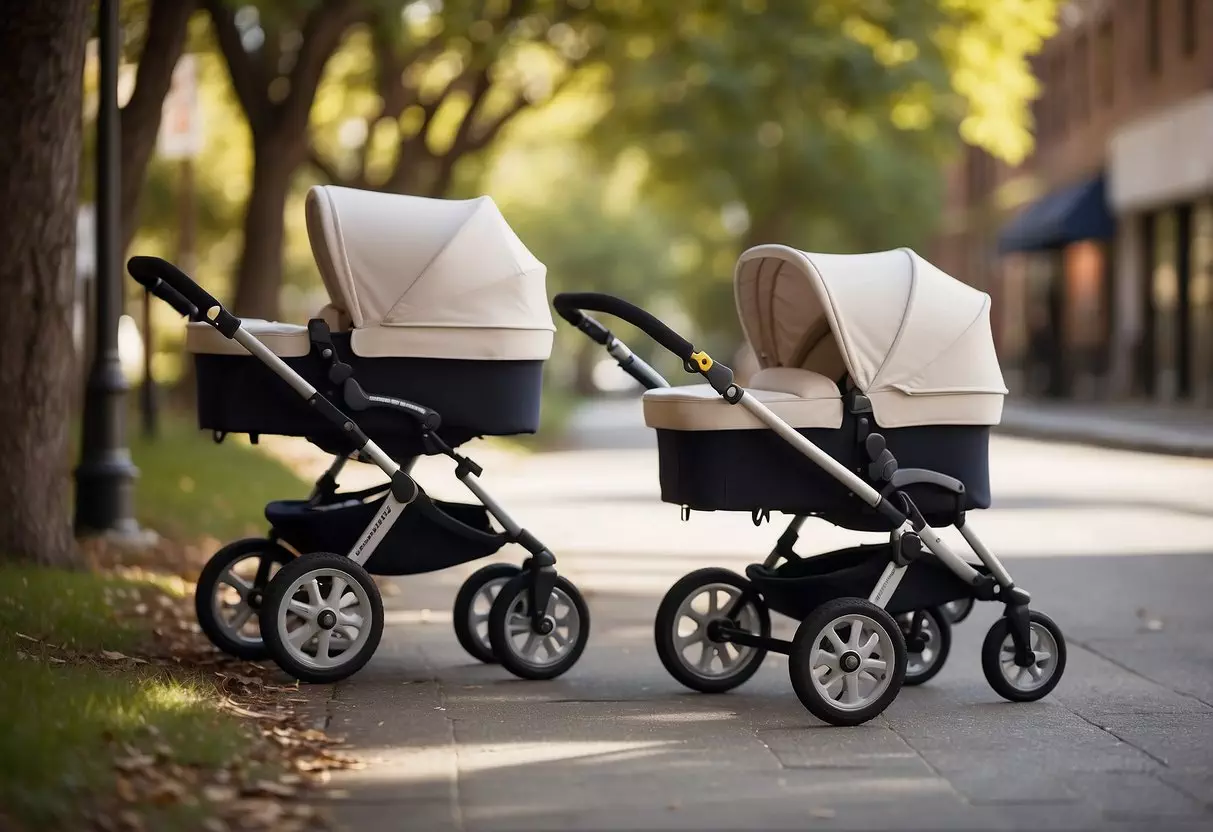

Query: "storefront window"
<box><xmin>1151</xmin><ymin>210</ymin><xmax>1181</xmax><ymax>401</ymax></box>
<box><xmin>1190</xmin><ymin>202</ymin><xmax>1213</xmax><ymax>404</ymax></box>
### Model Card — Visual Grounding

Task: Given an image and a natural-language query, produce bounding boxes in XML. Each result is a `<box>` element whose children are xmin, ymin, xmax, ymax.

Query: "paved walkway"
<box><xmin>1000</xmin><ymin>399</ymin><xmax>1213</xmax><ymax>458</ymax></box>
<box><xmin>267</xmin><ymin>433</ymin><xmax>1213</xmax><ymax>831</ymax></box>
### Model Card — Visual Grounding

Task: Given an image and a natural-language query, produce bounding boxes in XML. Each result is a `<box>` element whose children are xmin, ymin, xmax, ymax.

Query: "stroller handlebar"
<box><xmin>552</xmin><ymin>292</ymin><xmax>737</xmax><ymax>398</ymax></box>
<box><xmin>127</xmin><ymin>256</ymin><xmax>241</xmax><ymax>338</ymax></box>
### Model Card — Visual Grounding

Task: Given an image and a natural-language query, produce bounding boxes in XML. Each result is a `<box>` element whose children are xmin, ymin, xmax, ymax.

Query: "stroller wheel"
<box><xmin>899</xmin><ymin>607</ymin><xmax>951</xmax><ymax>687</ymax></box>
<box><xmin>488</xmin><ymin>573</ymin><xmax>590</xmax><ymax>681</ymax></box>
<box><xmin>789</xmin><ymin>598</ymin><xmax>907</xmax><ymax>727</ymax></box>
<box><xmin>654</xmin><ymin>568</ymin><xmax>771</xmax><ymax>694</ymax></box>
<box><xmin>942</xmin><ymin>597</ymin><xmax>975</xmax><ymax>624</ymax></box>
<box><xmin>981</xmin><ymin>610</ymin><xmax>1066</xmax><ymax>702</ymax></box>
<box><xmin>453</xmin><ymin>563</ymin><xmax>522</xmax><ymax>664</ymax></box>
<box><xmin>195</xmin><ymin>538</ymin><xmax>295</xmax><ymax>661</ymax></box>
<box><xmin>260</xmin><ymin>552</ymin><xmax>384</xmax><ymax>684</ymax></box>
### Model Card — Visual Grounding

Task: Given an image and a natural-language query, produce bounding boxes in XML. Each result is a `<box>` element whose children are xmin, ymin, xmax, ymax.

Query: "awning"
<box><xmin>997</xmin><ymin>176</ymin><xmax>1115</xmax><ymax>253</ymax></box>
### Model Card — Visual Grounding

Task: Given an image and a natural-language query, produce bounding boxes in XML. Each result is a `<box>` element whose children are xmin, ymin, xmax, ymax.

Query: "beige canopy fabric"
<box><xmin>734</xmin><ymin>245</ymin><xmax>1007</xmax><ymax>429</ymax></box>
<box><xmin>305</xmin><ymin>185</ymin><xmax>554</xmax><ymax>361</ymax></box>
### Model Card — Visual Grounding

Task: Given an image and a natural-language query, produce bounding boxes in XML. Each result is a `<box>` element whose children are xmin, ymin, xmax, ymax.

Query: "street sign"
<box><xmin>158</xmin><ymin>54</ymin><xmax>203</xmax><ymax>159</ymax></box>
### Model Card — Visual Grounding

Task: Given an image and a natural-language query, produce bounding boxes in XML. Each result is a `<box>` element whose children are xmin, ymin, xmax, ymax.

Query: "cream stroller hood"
<box><xmin>735</xmin><ymin>246</ymin><xmax>1007</xmax><ymax>429</ymax></box>
<box><xmin>305</xmin><ymin>185</ymin><xmax>555</xmax><ymax>361</ymax></box>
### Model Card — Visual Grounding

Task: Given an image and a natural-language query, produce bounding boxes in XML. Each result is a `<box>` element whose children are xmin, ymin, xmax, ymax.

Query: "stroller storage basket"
<box><xmin>266</xmin><ymin>490</ymin><xmax>508</xmax><ymax>576</ymax></box>
<box><xmin>745</xmin><ymin>543</ymin><xmax>982</xmax><ymax>619</ymax></box>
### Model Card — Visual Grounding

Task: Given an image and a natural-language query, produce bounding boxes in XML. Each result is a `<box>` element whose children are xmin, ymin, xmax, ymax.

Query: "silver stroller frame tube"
<box><xmin>128</xmin><ymin>257</ymin><xmax>545</xmax><ymax>577</ymax></box>
<box><xmin>551</xmin><ymin>291</ymin><xmax>1024</xmax><ymax>612</ymax></box>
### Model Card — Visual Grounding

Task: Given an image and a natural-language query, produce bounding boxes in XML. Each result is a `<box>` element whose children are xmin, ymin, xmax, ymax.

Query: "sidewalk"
<box><xmin>998</xmin><ymin>398</ymin><xmax>1213</xmax><ymax>458</ymax></box>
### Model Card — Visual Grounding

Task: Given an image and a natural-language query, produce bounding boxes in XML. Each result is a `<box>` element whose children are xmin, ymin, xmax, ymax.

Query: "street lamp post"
<box><xmin>75</xmin><ymin>0</ymin><xmax>140</xmax><ymax>535</ymax></box>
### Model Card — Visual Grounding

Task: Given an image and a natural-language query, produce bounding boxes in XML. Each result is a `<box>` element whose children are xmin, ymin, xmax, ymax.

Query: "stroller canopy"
<box><xmin>305</xmin><ymin>185</ymin><xmax>554</xmax><ymax>361</ymax></box>
<box><xmin>735</xmin><ymin>246</ymin><xmax>1007</xmax><ymax>428</ymax></box>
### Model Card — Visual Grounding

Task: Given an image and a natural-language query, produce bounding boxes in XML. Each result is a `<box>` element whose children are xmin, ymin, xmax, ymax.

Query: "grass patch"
<box><xmin>128</xmin><ymin>410</ymin><xmax>308</xmax><ymax>543</ymax></box>
<box><xmin>0</xmin><ymin>566</ymin><xmax>256</xmax><ymax>830</ymax></box>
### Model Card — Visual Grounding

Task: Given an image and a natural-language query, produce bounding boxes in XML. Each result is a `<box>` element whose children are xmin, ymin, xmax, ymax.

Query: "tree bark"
<box><xmin>119</xmin><ymin>0</ymin><xmax>196</xmax><ymax>256</ymax></box>
<box><xmin>229</xmin><ymin>137</ymin><xmax>304</xmax><ymax>319</ymax></box>
<box><xmin>0</xmin><ymin>0</ymin><xmax>91</xmax><ymax>565</ymax></box>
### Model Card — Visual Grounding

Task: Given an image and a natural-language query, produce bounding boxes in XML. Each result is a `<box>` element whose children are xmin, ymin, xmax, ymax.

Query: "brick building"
<box><xmin>931</xmin><ymin>0</ymin><xmax>1213</xmax><ymax>405</ymax></box>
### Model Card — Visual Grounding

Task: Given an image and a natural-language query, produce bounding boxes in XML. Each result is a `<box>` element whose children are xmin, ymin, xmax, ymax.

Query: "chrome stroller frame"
<box><xmin>131</xmin><ymin>257</ymin><xmax>590</xmax><ymax>684</ymax></box>
<box><xmin>555</xmin><ymin>291</ymin><xmax>1066</xmax><ymax>726</ymax></box>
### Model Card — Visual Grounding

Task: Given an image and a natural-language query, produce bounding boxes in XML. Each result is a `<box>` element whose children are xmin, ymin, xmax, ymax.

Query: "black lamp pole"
<box><xmin>75</xmin><ymin>0</ymin><xmax>139</xmax><ymax>535</ymax></box>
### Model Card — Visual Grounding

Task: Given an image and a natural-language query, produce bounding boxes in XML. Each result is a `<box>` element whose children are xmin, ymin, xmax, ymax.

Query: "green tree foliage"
<box><xmin>587</xmin><ymin>0</ymin><xmax>1058</xmax><ymax>337</ymax></box>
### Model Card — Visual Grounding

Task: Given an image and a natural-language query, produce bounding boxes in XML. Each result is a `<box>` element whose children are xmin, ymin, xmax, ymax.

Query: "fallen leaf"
<box><xmin>116</xmin><ymin>776</ymin><xmax>138</xmax><ymax>803</ymax></box>
<box><xmin>245</xmin><ymin>779</ymin><xmax>296</xmax><ymax>798</ymax></box>
<box><xmin>203</xmin><ymin>784</ymin><xmax>239</xmax><ymax>803</ymax></box>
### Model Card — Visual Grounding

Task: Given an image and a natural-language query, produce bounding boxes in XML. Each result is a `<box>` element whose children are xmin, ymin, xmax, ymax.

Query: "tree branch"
<box><xmin>202</xmin><ymin>0</ymin><xmax>268</xmax><ymax>130</ymax></box>
<box><xmin>119</xmin><ymin>0</ymin><xmax>196</xmax><ymax>254</ymax></box>
<box><xmin>307</xmin><ymin>144</ymin><xmax>343</xmax><ymax>184</ymax></box>
<box><xmin>281</xmin><ymin>0</ymin><xmax>366</xmax><ymax>132</ymax></box>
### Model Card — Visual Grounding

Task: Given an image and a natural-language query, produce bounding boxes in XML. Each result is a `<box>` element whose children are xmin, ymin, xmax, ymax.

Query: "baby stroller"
<box><xmin>554</xmin><ymin>245</ymin><xmax>1067</xmax><ymax>726</ymax></box>
<box><xmin>129</xmin><ymin>186</ymin><xmax>590</xmax><ymax>684</ymax></box>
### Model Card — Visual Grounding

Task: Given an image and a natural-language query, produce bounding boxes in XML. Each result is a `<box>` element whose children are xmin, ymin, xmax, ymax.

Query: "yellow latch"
<box><xmin>690</xmin><ymin>350</ymin><xmax>713</xmax><ymax>371</ymax></box>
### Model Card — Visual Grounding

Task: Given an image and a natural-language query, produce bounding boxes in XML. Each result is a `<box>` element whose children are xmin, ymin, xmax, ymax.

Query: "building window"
<box><xmin>1182</xmin><ymin>0</ymin><xmax>1198</xmax><ymax>56</ymax></box>
<box><xmin>1096</xmin><ymin>18</ymin><xmax>1114</xmax><ymax>105</ymax></box>
<box><xmin>1147</xmin><ymin>0</ymin><xmax>1161</xmax><ymax>74</ymax></box>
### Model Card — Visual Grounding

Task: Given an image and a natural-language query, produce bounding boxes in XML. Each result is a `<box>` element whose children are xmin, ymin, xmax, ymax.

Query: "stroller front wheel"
<box><xmin>453</xmin><ymin>563</ymin><xmax>522</xmax><ymax>664</ymax></box>
<box><xmin>981</xmin><ymin>610</ymin><xmax>1066</xmax><ymax>702</ymax></box>
<box><xmin>789</xmin><ymin>598</ymin><xmax>907</xmax><ymax>727</ymax></box>
<box><xmin>488</xmin><ymin>572</ymin><xmax>590</xmax><ymax>681</ymax></box>
<box><xmin>654</xmin><ymin>568</ymin><xmax>771</xmax><ymax>694</ymax></box>
<box><xmin>260</xmin><ymin>552</ymin><xmax>384</xmax><ymax>684</ymax></box>
<box><xmin>196</xmin><ymin>538</ymin><xmax>295</xmax><ymax>661</ymax></box>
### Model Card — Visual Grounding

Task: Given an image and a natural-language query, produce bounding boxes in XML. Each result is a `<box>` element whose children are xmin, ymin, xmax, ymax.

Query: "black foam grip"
<box><xmin>553</xmin><ymin>292</ymin><xmax>694</xmax><ymax>360</ymax></box>
<box><xmin>127</xmin><ymin>256</ymin><xmax>240</xmax><ymax>337</ymax></box>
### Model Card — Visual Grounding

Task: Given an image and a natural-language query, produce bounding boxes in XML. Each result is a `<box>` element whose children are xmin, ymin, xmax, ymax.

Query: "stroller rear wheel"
<box><xmin>488</xmin><ymin>572</ymin><xmax>590</xmax><ymax>681</ymax></box>
<box><xmin>942</xmin><ymin>597</ymin><xmax>975</xmax><ymax>623</ymax></box>
<box><xmin>789</xmin><ymin>598</ymin><xmax>907</xmax><ymax>726</ymax></box>
<box><xmin>453</xmin><ymin>563</ymin><xmax>522</xmax><ymax>664</ymax></box>
<box><xmin>981</xmin><ymin>610</ymin><xmax>1066</xmax><ymax>702</ymax></box>
<box><xmin>655</xmin><ymin>568</ymin><xmax>771</xmax><ymax>694</ymax></box>
<box><xmin>260</xmin><ymin>552</ymin><xmax>384</xmax><ymax>684</ymax></box>
<box><xmin>196</xmin><ymin>538</ymin><xmax>295</xmax><ymax>661</ymax></box>
<box><xmin>899</xmin><ymin>607</ymin><xmax>951</xmax><ymax>686</ymax></box>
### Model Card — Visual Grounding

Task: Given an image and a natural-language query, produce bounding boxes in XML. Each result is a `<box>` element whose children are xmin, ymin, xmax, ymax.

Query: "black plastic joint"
<box><xmin>576</xmin><ymin>316</ymin><xmax>611</xmax><ymax>345</ymax></box>
<box><xmin>213</xmin><ymin>308</ymin><xmax>241</xmax><ymax>338</ymax></box>
<box><xmin>455</xmin><ymin>455</ymin><xmax>483</xmax><ymax>479</ymax></box>
<box><xmin>390</xmin><ymin>470</ymin><xmax>420</xmax><ymax>504</ymax></box>
<box><xmin>515</xmin><ymin>529</ymin><xmax>552</xmax><ymax>561</ymax></box>
<box><xmin>894</xmin><ymin>532</ymin><xmax>925</xmax><ymax>566</ymax></box>
<box><xmin>873</xmin><ymin>497</ymin><xmax>907</xmax><ymax>527</ymax></box>
<box><xmin>308</xmin><ymin>394</ymin><xmax>368</xmax><ymax>446</ymax></box>
<box><xmin>704</xmin><ymin>364</ymin><xmax>739</xmax><ymax>401</ymax></box>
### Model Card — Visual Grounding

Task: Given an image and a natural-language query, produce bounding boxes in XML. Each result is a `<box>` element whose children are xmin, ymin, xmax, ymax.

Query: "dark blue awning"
<box><xmin>997</xmin><ymin>175</ymin><xmax>1115</xmax><ymax>253</ymax></box>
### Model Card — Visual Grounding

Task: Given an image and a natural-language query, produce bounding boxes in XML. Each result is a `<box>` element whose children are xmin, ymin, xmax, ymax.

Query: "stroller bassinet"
<box><xmin>644</xmin><ymin>246</ymin><xmax>1007</xmax><ymax>530</ymax></box>
<box><xmin>188</xmin><ymin>186</ymin><xmax>555</xmax><ymax>456</ymax></box>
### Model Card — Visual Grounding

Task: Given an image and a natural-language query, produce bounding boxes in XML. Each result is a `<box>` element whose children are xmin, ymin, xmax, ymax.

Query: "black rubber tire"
<box><xmin>789</xmin><ymin>597</ymin><xmax>907</xmax><ymax>727</ymax></box>
<box><xmin>488</xmin><ymin>572</ymin><xmax>590</xmax><ymax>681</ymax></box>
<box><xmin>195</xmin><ymin>538</ymin><xmax>295</xmax><ymax>660</ymax></box>
<box><xmin>944</xmin><ymin>597</ymin><xmax>975</xmax><ymax>624</ymax></box>
<box><xmin>902</xmin><ymin>607</ymin><xmax>952</xmax><ymax>687</ymax></box>
<box><xmin>453</xmin><ymin>563</ymin><xmax>522</xmax><ymax>664</ymax></box>
<box><xmin>260</xmin><ymin>552</ymin><xmax>384</xmax><ymax>685</ymax></box>
<box><xmin>981</xmin><ymin>610</ymin><xmax>1067</xmax><ymax>702</ymax></box>
<box><xmin>654</xmin><ymin>568</ymin><xmax>771</xmax><ymax>694</ymax></box>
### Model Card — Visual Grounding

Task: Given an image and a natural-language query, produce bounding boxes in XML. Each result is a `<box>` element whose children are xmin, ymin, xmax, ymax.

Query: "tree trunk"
<box><xmin>120</xmin><ymin>0</ymin><xmax>197</xmax><ymax>256</ymax></box>
<box><xmin>0</xmin><ymin>0</ymin><xmax>90</xmax><ymax>565</ymax></box>
<box><xmin>230</xmin><ymin>137</ymin><xmax>303</xmax><ymax>319</ymax></box>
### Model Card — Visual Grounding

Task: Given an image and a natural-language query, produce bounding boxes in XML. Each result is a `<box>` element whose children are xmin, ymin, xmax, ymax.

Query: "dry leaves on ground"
<box><xmin>68</xmin><ymin>541</ymin><xmax>366</xmax><ymax>831</ymax></box>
